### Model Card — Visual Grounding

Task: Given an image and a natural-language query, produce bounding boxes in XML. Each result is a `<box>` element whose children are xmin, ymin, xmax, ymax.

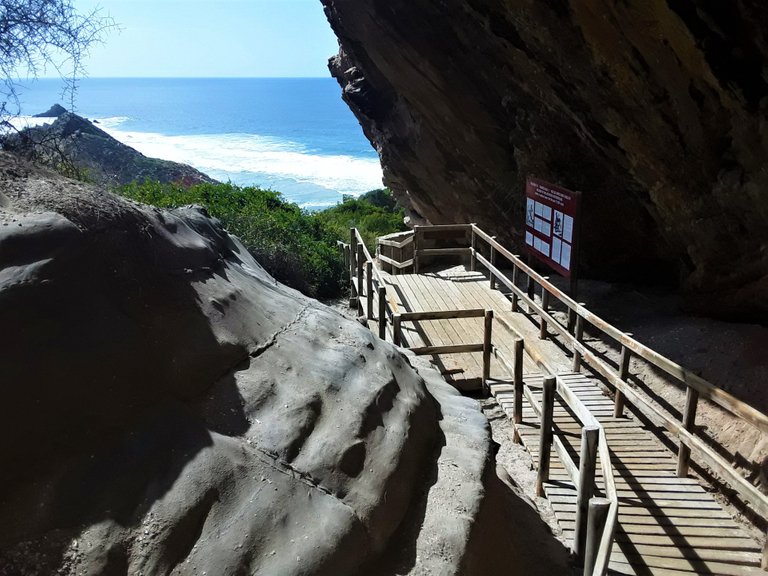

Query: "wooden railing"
<box><xmin>377</xmin><ymin>233</ymin><xmax>414</xmax><ymax>274</ymax></box>
<box><xmin>495</xmin><ymin>339</ymin><xmax>618</xmax><ymax>575</ymax></box>
<box><xmin>465</xmin><ymin>225</ymin><xmax>768</xmax><ymax>521</ymax></box>
<box><xmin>393</xmin><ymin>308</ymin><xmax>494</xmax><ymax>390</ymax></box>
<box><xmin>338</xmin><ymin>229</ymin><xmax>399</xmax><ymax>341</ymax></box>
<box><xmin>340</xmin><ymin>229</ymin><xmax>493</xmax><ymax>392</ymax></box>
<box><xmin>343</xmin><ymin>223</ymin><xmax>768</xmax><ymax>573</ymax></box>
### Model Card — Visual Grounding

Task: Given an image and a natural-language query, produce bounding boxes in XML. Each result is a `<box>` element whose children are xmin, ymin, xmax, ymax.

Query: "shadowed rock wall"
<box><xmin>321</xmin><ymin>0</ymin><xmax>768</xmax><ymax>320</ymax></box>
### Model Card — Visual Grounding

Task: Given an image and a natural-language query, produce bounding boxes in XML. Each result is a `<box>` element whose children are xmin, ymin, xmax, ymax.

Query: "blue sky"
<box><xmin>67</xmin><ymin>0</ymin><xmax>339</xmax><ymax>77</ymax></box>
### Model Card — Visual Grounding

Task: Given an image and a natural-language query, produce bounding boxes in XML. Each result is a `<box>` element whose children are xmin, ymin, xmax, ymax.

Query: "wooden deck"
<box><xmin>376</xmin><ymin>265</ymin><xmax>764</xmax><ymax>575</ymax></box>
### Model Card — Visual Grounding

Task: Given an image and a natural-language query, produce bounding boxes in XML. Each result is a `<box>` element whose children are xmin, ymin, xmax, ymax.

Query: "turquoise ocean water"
<box><xmin>10</xmin><ymin>77</ymin><xmax>383</xmax><ymax>208</ymax></box>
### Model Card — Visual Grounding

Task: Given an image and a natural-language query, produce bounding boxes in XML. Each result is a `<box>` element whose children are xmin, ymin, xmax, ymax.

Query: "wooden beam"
<box><xmin>357</xmin><ymin>244</ymin><xmax>364</xmax><ymax>315</ymax></box>
<box><xmin>575</xmin><ymin>426</ymin><xmax>600</xmax><ymax>558</ymax></box>
<box><xmin>677</xmin><ymin>386</ymin><xmax>699</xmax><ymax>477</ymax></box>
<box><xmin>614</xmin><ymin>345</ymin><xmax>630</xmax><ymax>418</ymax></box>
<box><xmin>413</xmin><ymin>226</ymin><xmax>421</xmax><ymax>274</ymax></box>
<box><xmin>511</xmin><ymin>263</ymin><xmax>519</xmax><ymax>312</ymax></box>
<box><xmin>513</xmin><ymin>338</ymin><xmax>524</xmax><ymax>444</ymax></box>
<box><xmin>536</xmin><ymin>376</ymin><xmax>557</xmax><ymax>497</ymax></box>
<box><xmin>489</xmin><ymin>242</ymin><xmax>497</xmax><ymax>289</ymax></box>
<box><xmin>584</xmin><ymin>498</ymin><xmax>612</xmax><ymax>576</ymax></box>
<box><xmin>572</xmin><ymin>315</ymin><xmax>584</xmax><ymax>373</ymax></box>
<box><xmin>409</xmin><ymin>343</ymin><xmax>484</xmax><ymax>355</ymax></box>
<box><xmin>483</xmin><ymin>309</ymin><xmax>493</xmax><ymax>392</ymax></box>
<box><xmin>377</xmin><ymin>254</ymin><xmax>414</xmax><ymax>269</ymax></box>
<box><xmin>393</xmin><ymin>314</ymin><xmax>402</xmax><ymax>346</ymax></box>
<box><xmin>378</xmin><ymin>286</ymin><xmax>387</xmax><ymax>340</ymax></box>
<box><xmin>470</xmin><ymin>227</ymin><xmax>477</xmax><ymax>271</ymax></box>
<box><xmin>398</xmin><ymin>308</ymin><xmax>486</xmax><ymax>321</ymax></box>
<box><xmin>365</xmin><ymin>261</ymin><xmax>373</xmax><ymax>320</ymax></box>
<box><xmin>540</xmin><ymin>282</ymin><xmax>550</xmax><ymax>340</ymax></box>
<box><xmin>417</xmin><ymin>247</ymin><xmax>473</xmax><ymax>257</ymax></box>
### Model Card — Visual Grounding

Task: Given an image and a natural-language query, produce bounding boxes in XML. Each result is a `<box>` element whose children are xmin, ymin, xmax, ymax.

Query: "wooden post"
<box><xmin>392</xmin><ymin>244</ymin><xmax>399</xmax><ymax>276</ymax></box>
<box><xmin>356</xmin><ymin>244</ymin><xmax>365</xmax><ymax>315</ymax></box>
<box><xmin>567</xmin><ymin>309</ymin><xmax>577</xmax><ymax>334</ymax></box>
<box><xmin>536</xmin><ymin>376</ymin><xmax>557</xmax><ymax>497</ymax></box>
<box><xmin>378</xmin><ymin>286</ymin><xmax>387</xmax><ymax>340</ymax></box>
<box><xmin>489</xmin><ymin>242</ymin><xmax>497</xmax><ymax>289</ymax></box>
<box><xmin>539</xmin><ymin>282</ymin><xmax>550</xmax><ymax>340</ymax></box>
<box><xmin>349</xmin><ymin>229</ymin><xmax>358</xmax><ymax>309</ymax></box>
<box><xmin>365</xmin><ymin>261</ymin><xmax>374</xmax><ymax>319</ymax></box>
<box><xmin>511</xmin><ymin>264</ymin><xmax>520</xmax><ymax>312</ymax></box>
<box><xmin>677</xmin><ymin>386</ymin><xmax>700</xmax><ymax>477</ymax></box>
<box><xmin>584</xmin><ymin>497</ymin><xmax>611</xmax><ymax>576</ymax></box>
<box><xmin>344</xmin><ymin>244</ymin><xmax>350</xmax><ymax>270</ymax></box>
<box><xmin>513</xmin><ymin>338</ymin><xmax>524</xmax><ymax>444</ymax></box>
<box><xmin>393</xmin><ymin>314</ymin><xmax>402</xmax><ymax>346</ymax></box>
<box><xmin>614</xmin><ymin>345</ymin><xmax>630</xmax><ymax>418</ymax></box>
<box><xmin>527</xmin><ymin>273</ymin><xmax>535</xmax><ymax>305</ymax></box>
<box><xmin>482</xmin><ymin>309</ymin><xmax>494</xmax><ymax>393</ymax></box>
<box><xmin>349</xmin><ymin>228</ymin><xmax>357</xmax><ymax>279</ymax></box>
<box><xmin>470</xmin><ymin>226</ymin><xmax>477</xmax><ymax>272</ymax></box>
<box><xmin>572</xmin><ymin>315</ymin><xmax>585</xmax><ymax>373</ymax></box>
<box><xmin>761</xmin><ymin>530</ymin><xmax>767</xmax><ymax>571</ymax></box>
<box><xmin>574</xmin><ymin>426</ymin><xmax>600</xmax><ymax>558</ymax></box>
<box><xmin>413</xmin><ymin>226</ymin><xmax>421</xmax><ymax>274</ymax></box>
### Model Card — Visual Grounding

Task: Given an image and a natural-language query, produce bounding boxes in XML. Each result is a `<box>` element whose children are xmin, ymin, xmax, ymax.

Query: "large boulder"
<box><xmin>320</xmin><ymin>0</ymin><xmax>768</xmax><ymax>320</ymax></box>
<box><xmin>0</xmin><ymin>152</ymin><xmax>568</xmax><ymax>575</ymax></box>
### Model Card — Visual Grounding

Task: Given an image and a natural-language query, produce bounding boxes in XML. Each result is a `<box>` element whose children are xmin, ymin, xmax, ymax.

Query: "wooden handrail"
<box><xmin>378</xmin><ymin>254</ymin><xmax>415</xmax><ymax>269</ymax></box>
<box><xmin>472</xmin><ymin>242</ymin><xmax>768</xmax><ymax>519</ymax></box>
<box><xmin>378</xmin><ymin>234</ymin><xmax>414</xmax><ymax>249</ymax></box>
<box><xmin>471</xmin><ymin>225</ymin><xmax>768</xmax><ymax>434</ymax></box>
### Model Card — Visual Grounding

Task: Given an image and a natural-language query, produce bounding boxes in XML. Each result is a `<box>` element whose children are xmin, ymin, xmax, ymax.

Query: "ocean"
<box><xmin>9</xmin><ymin>77</ymin><xmax>383</xmax><ymax>208</ymax></box>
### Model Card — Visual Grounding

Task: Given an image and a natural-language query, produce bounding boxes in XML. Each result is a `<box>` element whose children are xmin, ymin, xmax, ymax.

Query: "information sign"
<box><xmin>524</xmin><ymin>177</ymin><xmax>581</xmax><ymax>279</ymax></box>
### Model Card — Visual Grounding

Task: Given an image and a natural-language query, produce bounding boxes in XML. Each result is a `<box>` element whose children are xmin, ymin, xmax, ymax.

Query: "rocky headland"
<box><xmin>2</xmin><ymin>107</ymin><xmax>214</xmax><ymax>188</ymax></box>
<box><xmin>320</xmin><ymin>0</ymin><xmax>768</xmax><ymax>321</ymax></box>
<box><xmin>0</xmin><ymin>152</ymin><xmax>569</xmax><ymax>575</ymax></box>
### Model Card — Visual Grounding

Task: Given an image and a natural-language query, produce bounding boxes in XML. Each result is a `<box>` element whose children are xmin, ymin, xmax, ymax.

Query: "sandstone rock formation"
<box><xmin>2</xmin><ymin>110</ymin><xmax>214</xmax><ymax>188</ymax></box>
<box><xmin>0</xmin><ymin>152</ymin><xmax>568</xmax><ymax>575</ymax></box>
<box><xmin>321</xmin><ymin>0</ymin><xmax>768</xmax><ymax>320</ymax></box>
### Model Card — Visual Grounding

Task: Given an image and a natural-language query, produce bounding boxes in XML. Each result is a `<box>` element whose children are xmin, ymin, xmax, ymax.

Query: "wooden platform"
<box><xmin>378</xmin><ymin>266</ymin><xmax>764</xmax><ymax>575</ymax></box>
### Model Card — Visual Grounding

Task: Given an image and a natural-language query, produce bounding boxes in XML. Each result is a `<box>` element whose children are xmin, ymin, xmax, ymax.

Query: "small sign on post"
<box><xmin>524</xmin><ymin>177</ymin><xmax>582</xmax><ymax>291</ymax></box>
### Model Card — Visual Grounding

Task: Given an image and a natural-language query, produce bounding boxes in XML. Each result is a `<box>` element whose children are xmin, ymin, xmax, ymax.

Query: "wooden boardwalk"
<box><xmin>376</xmin><ymin>266</ymin><xmax>765</xmax><ymax>575</ymax></box>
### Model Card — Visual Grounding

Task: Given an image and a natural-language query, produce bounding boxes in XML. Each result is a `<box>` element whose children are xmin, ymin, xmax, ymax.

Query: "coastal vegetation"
<box><xmin>118</xmin><ymin>181</ymin><xmax>406</xmax><ymax>299</ymax></box>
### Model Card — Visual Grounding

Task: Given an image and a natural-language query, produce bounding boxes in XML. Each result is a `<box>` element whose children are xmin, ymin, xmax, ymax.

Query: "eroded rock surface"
<box><xmin>0</xmin><ymin>153</ymin><xmax>568</xmax><ymax>575</ymax></box>
<box><xmin>321</xmin><ymin>0</ymin><xmax>768</xmax><ymax>320</ymax></box>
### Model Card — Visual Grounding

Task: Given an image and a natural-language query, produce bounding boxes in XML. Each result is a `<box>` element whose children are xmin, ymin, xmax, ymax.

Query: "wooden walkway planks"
<box><xmin>378</xmin><ymin>265</ymin><xmax>764</xmax><ymax>576</ymax></box>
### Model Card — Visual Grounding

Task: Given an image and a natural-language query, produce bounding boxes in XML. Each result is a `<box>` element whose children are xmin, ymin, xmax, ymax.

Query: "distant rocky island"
<box><xmin>1</xmin><ymin>104</ymin><xmax>215</xmax><ymax>187</ymax></box>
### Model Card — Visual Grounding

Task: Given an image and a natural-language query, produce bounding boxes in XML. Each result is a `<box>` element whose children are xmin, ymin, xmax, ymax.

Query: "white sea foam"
<box><xmin>99</xmin><ymin>122</ymin><xmax>384</xmax><ymax>202</ymax></box>
<box><xmin>94</xmin><ymin>116</ymin><xmax>131</xmax><ymax>129</ymax></box>
<box><xmin>2</xmin><ymin>115</ymin><xmax>56</xmax><ymax>133</ymax></box>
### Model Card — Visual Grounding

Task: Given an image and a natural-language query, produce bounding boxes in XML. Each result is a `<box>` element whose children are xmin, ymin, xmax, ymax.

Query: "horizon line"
<box><xmin>27</xmin><ymin>75</ymin><xmax>335</xmax><ymax>81</ymax></box>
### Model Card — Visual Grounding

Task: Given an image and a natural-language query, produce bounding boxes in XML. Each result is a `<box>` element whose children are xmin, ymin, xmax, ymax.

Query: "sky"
<box><xmin>61</xmin><ymin>0</ymin><xmax>340</xmax><ymax>78</ymax></box>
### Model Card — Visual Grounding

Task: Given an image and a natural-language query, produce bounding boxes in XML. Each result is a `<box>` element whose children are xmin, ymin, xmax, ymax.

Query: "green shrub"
<box><xmin>116</xmin><ymin>183</ymin><xmax>405</xmax><ymax>299</ymax></box>
<box><xmin>118</xmin><ymin>181</ymin><xmax>344</xmax><ymax>298</ymax></box>
<box><xmin>315</xmin><ymin>188</ymin><xmax>407</xmax><ymax>251</ymax></box>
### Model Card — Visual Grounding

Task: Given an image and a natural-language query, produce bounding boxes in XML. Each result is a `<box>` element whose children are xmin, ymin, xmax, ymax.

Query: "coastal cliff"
<box><xmin>321</xmin><ymin>0</ymin><xmax>768</xmax><ymax>320</ymax></box>
<box><xmin>2</xmin><ymin>109</ymin><xmax>214</xmax><ymax>187</ymax></box>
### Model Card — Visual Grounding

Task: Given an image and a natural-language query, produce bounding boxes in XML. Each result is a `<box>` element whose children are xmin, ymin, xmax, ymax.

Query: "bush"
<box><xmin>315</xmin><ymin>188</ymin><xmax>407</xmax><ymax>251</ymax></box>
<box><xmin>118</xmin><ymin>181</ymin><xmax>344</xmax><ymax>299</ymax></box>
<box><xmin>117</xmin><ymin>183</ymin><xmax>406</xmax><ymax>300</ymax></box>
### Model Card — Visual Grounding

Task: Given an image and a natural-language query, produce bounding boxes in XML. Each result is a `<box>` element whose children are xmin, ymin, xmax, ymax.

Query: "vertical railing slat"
<box><xmin>536</xmin><ymin>376</ymin><xmax>557</xmax><ymax>497</ymax></box>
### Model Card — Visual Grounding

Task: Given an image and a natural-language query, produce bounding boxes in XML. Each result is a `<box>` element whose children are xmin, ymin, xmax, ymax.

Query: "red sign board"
<box><xmin>524</xmin><ymin>177</ymin><xmax>581</xmax><ymax>279</ymax></box>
